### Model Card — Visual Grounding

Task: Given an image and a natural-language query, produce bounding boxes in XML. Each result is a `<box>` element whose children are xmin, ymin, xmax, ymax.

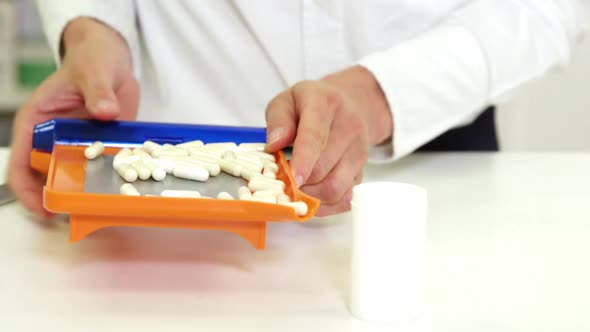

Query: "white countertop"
<box><xmin>1</xmin><ymin>148</ymin><xmax>589</xmax><ymax>331</ymax></box>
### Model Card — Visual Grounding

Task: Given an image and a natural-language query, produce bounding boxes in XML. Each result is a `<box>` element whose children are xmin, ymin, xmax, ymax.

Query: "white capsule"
<box><xmin>130</xmin><ymin>161</ymin><xmax>151</xmax><ymax>180</ymax></box>
<box><xmin>281</xmin><ymin>201</ymin><xmax>309</xmax><ymax>216</ymax></box>
<box><xmin>240</xmin><ymin>168</ymin><xmax>259</xmax><ymax>181</ymax></box>
<box><xmin>172</xmin><ymin>164</ymin><xmax>209</xmax><ymax>182</ymax></box>
<box><xmin>112</xmin><ymin>154</ymin><xmax>139</xmax><ymax>169</ymax></box>
<box><xmin>236</xmin><ymin>152</ymin><xmax>264</xmax><ymax>166</ymax></box>
<box><xmin>253</xmin><ymin>188</ymin><xmax>284</xmax><ymax>196</ymax></box>
<box><xmin>250</xmin><ymin>194</ymin><xmax>276</xmax><ymax>204</ymax></box>
<box><xmin>237</xmin><ymin>160</ymin><xmax>264</xmax><ymax>174</ymax></box>
<box><xmin>248</xmin><ymin>180</ymin><xmax>283</xmax><ymax>192</ymax></box>
<box><xmin>238</xmin><ymin>142</ymin><xmax>267</xmax><ymax>152</ymax></box>
<box><xmin>174</xmin><ymin>158</ymin><xmax>221</xmax><ymax>176</ymax></box>
<box><xmin>277</xmin><ymin>193</ymin><xmax>291</xmax><ymax>204</ymax></box>
<box><xmin>142</xmin><ymin>140</ymin><xmax>161</xmax><ymax>154</ymax></box>
<box><xmin>233</xmin><ymin>159</ymin><xmax>263</xmax><ymax>173</ymax></box>
<box><xmin>192</xmin><ymin>148</ymin><xmax>225</xmax><ymax>158</ymax></box>
<box><xmin>263</xmin><ymin>168</ymin><xmax>276</xmax><ymax>179</ymax></box>
<box><xmin>263</xmin><ymin>161</ymin><xmax>279</xmax><ymax>174</ymax></box>
<box><xmin>116</xmin><ymin>147</ymin><xmax>132</xmax><ymax>157</ymax></box>
<box><xmin>162</xmin><ymin>144</ymin><xmax>176</xmax><ymax>149</ymax></box>
<box><xmin>188</xmin><ymin>148</ymin><xmax>223</xmax><ymax>162</ymax></box>
<box><xmin>115</xmin><ymin>164</ymin><xmax>138</xmax><ymax>182</ymax></box>
<box><xmin>218</xmin><ymin>159</ymin><xmax>242</xmax><ymax>177</ymax></box>
<box><xmin>206</xmin><ymin>142</ymin><xmax>238</xmax><ymax>151</ymax></box>
<box><xmin>151</xmin><ymin>149</ymin><xmax>188</xmax><ymax>158</ymax></box>
<box><xmin>250</xmin><ymin>174</ymin><xmax>285</xmax><ymax>190</ymax></box>
<box><xmin>146</xmin><ymin>163</ymin><xmax>167</xmax><ymax>181</ymax></box>
<box><xmin>133</xmin><ymin>147</ymin><xmax>151</xmax><ymax>159</ymax></box>
<box><xmin>217</xmin><ymin>192</ymin><xmax>235</xmax><ymax>200</ymax></box>
<box><xmin>251</xmin><ymin>151</ymin><xmax>275</xmax><ymax>162</ymax></box>
<box><xmin>192</xmin><ymin>159</ymin><xmax>221</xmax><ymax>176</ymax></box>
<box><xmin>120</xmin><ymin>183</ymin><xmax>140</xmax><ymax>196</ymax></box>
<box><xmin>238</xmin><ymin>186</ymin><xmax>252</xmax><ymax>200</ymax></box>
<box><xmin>222</xmin><ymin>150</ymin><xmax>236</xmax><ymax>160</ymax></box>
<box><xmin>113</xmin><ymin>148</ymin><xmax>133</xmax><ymax>165</ymax></box>
<box><xmin>251</xmin><ymin>175</ymin><xmax>285</xmax><ymax>186</ymax></box>
<box><xmin>149</xmin><ymin>158</ymin><xmax>175</xmax><ymax>174</ymax></box>
<box><xmin>161</xmin><ymin>189</ymin><xmax>201</xmax><ymax>198</ymax></box>
<box><xmin>113</xmin><ymin>148</ymin><xmax>133</xmax><ymax>166</ymax></box>
<box><xmin>176</xmin><ymin>140</ymin><xmax>204</xmax><ymax>149</ymax></box>
<box><xmin>84</xmin><ymin>141</ymin><xmax>104</xmax><ymax>160</ymax></box>
<box><xmin>151</xmin><ymin>168</ymin><xmax>167</xmax><ymax>181</ymax></box>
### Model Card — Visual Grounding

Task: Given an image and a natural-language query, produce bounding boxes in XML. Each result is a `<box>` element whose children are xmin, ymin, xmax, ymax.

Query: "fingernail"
<box><xmin>96</xmin><ymin>99</ymin><xmax>117</xmax><ymax>113</ymax></box>
<box><xmin>267</xmin><ymin>128</ymin><xmax>285</xmax><ymax>146</ymax></box>
<box><xmin>294</xmin><ymin>174</ymin><xmax>304</xmax><ymax>188</ymax></box>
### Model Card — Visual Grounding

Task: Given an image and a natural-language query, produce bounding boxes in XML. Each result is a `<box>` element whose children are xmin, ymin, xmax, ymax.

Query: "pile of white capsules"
<box><xmin>84</xmin><ymin>140</ymin><xmax>308</xmax><ymax>216</ymax></box>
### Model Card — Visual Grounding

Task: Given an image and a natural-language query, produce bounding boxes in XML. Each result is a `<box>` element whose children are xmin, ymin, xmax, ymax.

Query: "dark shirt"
<box><xmin>418</xmin><ymin>106</ymin><xmax>499</xmax><ymax>152</ymax></box>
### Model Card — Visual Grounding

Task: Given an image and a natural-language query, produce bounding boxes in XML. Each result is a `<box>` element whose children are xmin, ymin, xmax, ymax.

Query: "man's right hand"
<box><xmin>7</xmin><ymin>18</ymin><xmax>139</xmax><ymax>218</ymax></box>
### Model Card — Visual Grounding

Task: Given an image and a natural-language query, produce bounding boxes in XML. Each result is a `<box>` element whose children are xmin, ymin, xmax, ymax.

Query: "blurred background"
<box><xmin>1</xmin><ymin>0</ymin><xmax>54</xmax><ymax>146</ymax></box>
<box><xmin>1</xmin><ymin>0</ymin><xmax>589</xmax><ymax>150</ymax></box>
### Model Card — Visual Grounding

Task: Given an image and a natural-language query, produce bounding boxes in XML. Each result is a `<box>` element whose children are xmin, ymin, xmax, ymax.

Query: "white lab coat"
<box><xmin>35</xmin><ymin>0</ymin><xmax>589</xmax><ymax>161</ymax></box>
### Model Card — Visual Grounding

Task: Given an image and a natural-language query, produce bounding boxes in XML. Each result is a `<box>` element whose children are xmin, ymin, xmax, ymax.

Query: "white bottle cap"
<box><xmin>349</xmin><ymin>182</ymin><xmax>428</xmax><ymax>323</ymax></box>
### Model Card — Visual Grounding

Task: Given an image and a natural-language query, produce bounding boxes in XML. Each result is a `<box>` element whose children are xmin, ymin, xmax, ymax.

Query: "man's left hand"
<box><xmin>265</xmin><ymin>66</ymin><xmax>393</xmax><ymax>216</ymax></box>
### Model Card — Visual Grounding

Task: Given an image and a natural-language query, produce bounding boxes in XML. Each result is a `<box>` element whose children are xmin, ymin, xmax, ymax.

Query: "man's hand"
<box><xmin>265</xmin><ymin>66</ymin><xmax>393</xmax><ymax>216</ymax></box>
<box><xmin>7</xmin><ymin>18</ymin><xmax>139</xmax><ymax>218</ymax></box>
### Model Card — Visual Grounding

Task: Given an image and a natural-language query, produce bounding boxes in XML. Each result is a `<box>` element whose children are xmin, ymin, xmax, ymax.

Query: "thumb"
<box><xmin>265</xmin><ymin>90</ymin><xmax>297</xmax><ymax>152</ymax></box>
<box><xmin>78</xmin><ymin>73</ymin><xmax>121</xmax><ymax>121</ymax></box>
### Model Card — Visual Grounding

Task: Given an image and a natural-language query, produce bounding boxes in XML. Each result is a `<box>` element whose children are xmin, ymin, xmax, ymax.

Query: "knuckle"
<box><xmin>317</xmin><ymin>105</ymin><xmax>333</xmax><ymax>125</ymax></box>
<box><xmin>316</xmin><ymin>200</ymin><xmax>351</xmax><ymax>218</ymax></box>
<box><xmin>315</xmin><ymin>206</ymin><xmax>329</xmax><ymax>218</ymax></box>
<box><xmin>73</xmin><ymin>63</ymin><xmax>97</xmax><ymax>84</ymax></box>
<box><xmin>338</xmin><ymin>200</ymin><xmax>352</xmax><ymax>214</ymax></box>
<box><xmin>88</xmin><ymin>79</ymin><xmax>111</xmax><ymax>94</ymax></box>
<box><xmin>125</xmin><ymin>76</ymin><xmax>140</xmax><ymax>90</ymax></box>
<box><xmin>355</xmin><ymin>173</ymin><xmax>364</xmax><ymax>184</ymax></box>
<box><xmin>347</xmin><ymin>113</ymin><xmax>366</xmax><ymax>137</ymax></box>
<box><xmin>357</xmin><ymin>147</ymin><xmax>369</xmax><ymax>164</ymax></box>
<box><xmin>265</xmin><ymin>97</ymin><xmax>280</xmax><ymax>119</ymax></box>
<box><xmin>265</xmin><ymin>92</ymin><xmax>290</xmax><ymax>120</ymax></box>
<box><xmin>309</xmin><ymin>161</ymin><xmax>328</xmax><ymax>184</ymax></box>
<box><xmin>321</xmin><ymin>175</ymin><xmax>344</xmax><ymax>203</ymax></box>
<box><xmin>23</xmin><ymin>72</ymin><xmax>65</xmax><ymax>110</ymax></box>
<box><xmin>293</xmin><ymin>80</ymin><xmax>316</xmax><ymax>93</ymax></box>
<box><xmin>302</xmin><ymin>128</ymin><xmax>325</xmax><ymax>146</ymax></box>
<box><xmin>325</xmin><ymin>89</ymin><xmax>344</xmax><ymax>110</ymax></box>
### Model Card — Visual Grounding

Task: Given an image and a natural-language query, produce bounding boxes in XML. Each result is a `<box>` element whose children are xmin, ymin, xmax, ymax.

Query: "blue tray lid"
<box><xmin>33</xmin><ymin>119</ymin><xmax>267</xmax><ymax>152</ymax></box>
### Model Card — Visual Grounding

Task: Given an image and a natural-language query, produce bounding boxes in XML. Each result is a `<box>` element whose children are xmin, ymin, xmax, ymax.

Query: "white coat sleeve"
<box><xmin>35</xmin><ymin>0</ymin><xmax>141</xmax><ymax>78</ymax></box>
<box><xmin>359</xmin><ymin>0</ymin><xmax>590</xmax><ymax>162</ymax></box>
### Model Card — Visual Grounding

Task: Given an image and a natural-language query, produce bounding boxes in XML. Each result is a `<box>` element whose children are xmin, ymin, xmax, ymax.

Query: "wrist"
<box><xmin>61</xmin><ymin>17</ymin><xmax>127</xmax><ymax>59</ymax></box>
<box><xmin>324</xmin><ymin>66</ymin><xmax>393</xmax><ymax>146</ymax></box>
<box><xmin>355</xmin><ymin>66</ymin><xmax>393</xmax><ymax>146</ymax></box>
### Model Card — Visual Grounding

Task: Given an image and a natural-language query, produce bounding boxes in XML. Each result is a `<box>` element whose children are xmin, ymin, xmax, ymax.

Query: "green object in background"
<box><xmin>18</xmin><ymin>60</ymin><xmax>56</xmax><ymax>89</ymax></box>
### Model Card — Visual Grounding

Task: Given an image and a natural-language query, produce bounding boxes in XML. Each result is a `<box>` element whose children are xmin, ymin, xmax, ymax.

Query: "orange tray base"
<box><xmin>31</xmin><ymin>145</ymin><xmax>320</xmax><ymax>249</ymax></box>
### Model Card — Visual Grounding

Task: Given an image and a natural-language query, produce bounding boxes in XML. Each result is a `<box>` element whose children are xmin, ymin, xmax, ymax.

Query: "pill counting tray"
<box><xmin>30</xmin><ymin>119</ymin><xmax>320</xmax><ymax>250</ymax></box>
